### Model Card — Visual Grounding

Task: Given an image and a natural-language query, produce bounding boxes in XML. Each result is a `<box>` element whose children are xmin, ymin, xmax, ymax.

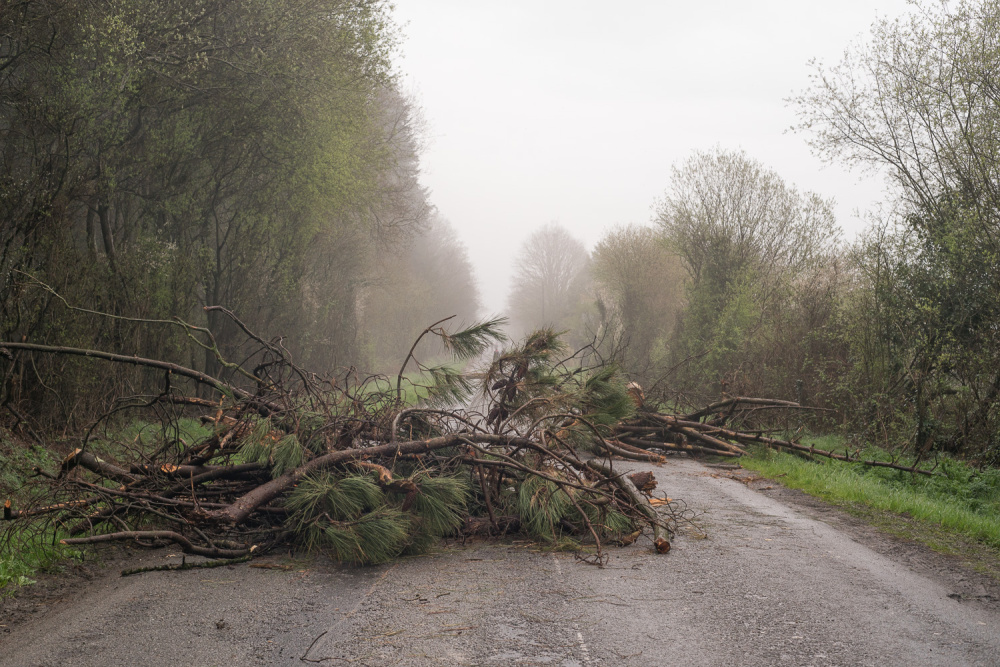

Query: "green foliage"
<box><xmin>442</xmin><ymin>317</ymin><xmax>508</xmax><ymax>361</ymax></box>
<box><xmin>742</xmin><ymin>443</ymin><xmax>1000</xmax><ymax>549</ymax></box>
<box><xmin>419</xmin><ymin>365</ymin><xmax>476</xmax><ymax>407</ymax></box>
<box><xmin>285</xmin><ymin>474</ymin><xmax>384</xmax><ymax>524</ymax></box>
<box><xmin>271</xmin><ymin>436</ymin><xmax>305</xmax><ymax>478</ymax></box>
<box><xmin>0</xmin><ymin>533</ymin><xmax>82</xmax><ymax>593</ymax></box>
<box><xmin>518</xmin><ymin>476</ymin><xmax>573</xmax><ymax>541</ymax></box>
<box><xmin>238</xmin><ymin>418</ymin><xmax>274</xmax><ymax>467</ymax></box>
<box><xmin>284</xmin><ymin>470</ymin><xmax>470</xmax><ymax>565</ymax></box>
<box><xmin>0</xmin><ymin>0</ymin><xmax>440</xmax><ymax>428</ymax></box>
<box><xmin>573</xmin><ymin>365</ymin><xmax>635</xmax><ymax>427</ymax></box>
<box><xmin>409</xmin><ymin>473</ymin><xmax>469</xmax><ymax>537</ymax></box>
<box><xmin>591</xmin><ymin>224</ymin><xmax>685</xmax><ymax>385</ymax></box>
<box><xmin>515</xmin><ymin>474</ymin><xmax>634</xmax><ymax>543</ymax></box>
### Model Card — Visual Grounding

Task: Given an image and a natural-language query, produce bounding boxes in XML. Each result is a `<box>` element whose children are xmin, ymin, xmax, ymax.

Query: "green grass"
<box><xmin>740</xmin><ymin>438</ymin><xmax>1000</xmax><ymax>551</ymax></box>
<box><xmin>0</xmin><ymin>533</ymin><xmax>82</xmax><ymax>593</ymax></box>
<box><xmin>1</xmin><ymin>419</ymin><xmax>210</xmax><ymax>592</ymax></box>
<box><xmin>86</xmin><ymin>417</ymin><xmax>213</xmax><ymax>460</ymax></box>
<box><xmin>359</xmin><ymin>366</ymin><xmax>464</xmax><ymax>409</ymax></box>
<box><xmin>0</xmin><ymin>435</ymin><xmax>62</xmax><ymax>500</ymax></box>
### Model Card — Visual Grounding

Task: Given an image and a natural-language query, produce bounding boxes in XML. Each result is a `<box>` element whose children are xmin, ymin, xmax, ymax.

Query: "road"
<box><xmin>1</xmin><ymin>459</ymin><xmax>998</xmax><ymax>666</ymax></box>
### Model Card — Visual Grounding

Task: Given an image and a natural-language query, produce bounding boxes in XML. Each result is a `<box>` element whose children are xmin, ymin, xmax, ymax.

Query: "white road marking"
<box><xmin>552</xmin><ymin>553</ymin><xmax>593</xmax><ymax>665</ymax></box>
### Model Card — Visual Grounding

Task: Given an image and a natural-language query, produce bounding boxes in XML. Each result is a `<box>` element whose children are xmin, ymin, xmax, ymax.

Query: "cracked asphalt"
<box><xmin>2</xmin><ymin>458</ymin><xmax>998</xmax><ymax>666</ymax></box>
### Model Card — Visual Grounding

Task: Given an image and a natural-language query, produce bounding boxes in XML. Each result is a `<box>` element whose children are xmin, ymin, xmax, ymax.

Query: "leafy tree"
<box><xmin>795</xmin><ymin>0</ymin><xmax>1000</xmax><ymax>457</ymax></box>
<box><xmin>793</xmin><ymin>0</ymin><xmax>1000</xmax><ymax>245</ymax></box>
<box><xmin>0</xmin><ymin>0</ymin><xmax>423</xmax><ymax>425</ymax></box>
<box><xmin>591</xmin><ymin>225</ymin><xmax>686</xmax><ymax>385</ymax></box>
<box><xmin>654</xmin><ymin>149</ymin><xmax>839</xmax><ymax>400</ymax></box>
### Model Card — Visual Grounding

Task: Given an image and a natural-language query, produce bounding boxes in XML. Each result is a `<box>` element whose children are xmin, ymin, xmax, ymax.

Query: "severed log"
<box><xmin>61</xmin><ymin>530</ymin><xmax>251</xmax><ymax>558</ymax></box>
<box><xmin>61</xmin><ymin>449</ymin><xmax>138</xmax><ymax>484</ymax></box>
<box><xmin>616</xmin><ymin>435</ymin><xmax>741</xmax><ymax>458</ymax></box>
<box><xmin>0</xmin><ymin>342</ymin><xmax>244</xmax><ymax>399</ymax></box>
<box><xmin>2</xmin><ymin>496</ymin><xmax>107</xmax><ymax>521</ymax></box>
<box><xmin>130</xmin><ymin>463</ymin><xmax>225</xmax><ymax>477</ymax></box>
<box><xmin>613</xmin><ymin>424</ymin><xmax>680</xmax><ymax>439</ymax></box>
<box><xmin>157</xmin><ymin>395</ymin><xmax>225</xmax><ymax>409</ymax></box>
<box><xmin>677</xmin><ymin>427</ymin><xmax>748</xmax><ymax>456</ymax></box>
<box><xmin>602</xmin><ymin>439</ymin><xmax>666</xmax><ymax>463</ymax></box>
<box><xmin>163</xmin><ymin>463</ymin><xmax>266</xmax><ymax>497</ymax></box>
<box><xmin>0</xmin><ymin>342</ymin><xmax>283</xmax><ymax>415</ymax></box>
<box><xmin>121</xmin><ymin>554</ymin><xmax>252</xmax><ymax>577</ymax></box>
<box><xmin>205</xmin><ymin>434</ymin><xmax>482</xmax><ymax>524</ymax></box>
<box><xmin>350</xmin><ymin>461</ymin><xmax>419</xmax><ymax>508</ymax></box>
<box><xmin>585</xmin><ymin>460</ymin><xmax>670</xmax><ymax>553</ymax></box>
<box><xmin>719</xmin><ymin>429</ymin><xmax>940</xmax><ymax>476</ymax></box>
<box><xmin>682</xmin><ymin>397</ymin><xmax>801</xmax><ymax>422</ymax></box>
<box><xmin>628</xmin><ymin>471</ymin><xmax>657</xmax><ymax>494</ymax></box>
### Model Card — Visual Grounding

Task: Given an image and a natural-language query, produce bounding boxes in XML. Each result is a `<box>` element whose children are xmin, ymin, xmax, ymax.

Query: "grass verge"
<box><xmin>740</xmin><ymin>439</ymin><xmax>1000</xmax><ymax>559</ymax></box>
<box><xmin>0</xmin><ymin>419</ymin><xmax>211</xmax><ymax>593</ymax></box>
<box><xmin>0</xmin><ymin>535</ymin><xmax>82</xmax><ymax>594</ymax></box>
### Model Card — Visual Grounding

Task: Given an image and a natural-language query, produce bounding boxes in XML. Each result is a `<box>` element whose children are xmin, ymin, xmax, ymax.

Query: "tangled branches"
<box><xmin>1</xmin><ymin>314</ymin><xmax>683</xmax><ymax>569</ymax></box>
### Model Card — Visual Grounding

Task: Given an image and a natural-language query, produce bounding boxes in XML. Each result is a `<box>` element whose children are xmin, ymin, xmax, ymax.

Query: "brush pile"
<box><xmin>2</xmin><ymin>312</ymin><xmax>916</xmax><ymax>570</ymax></box>
<box><xmin>2</xmin><ymin>315</ymin><xmax>685</xmax><ymax>567</ymax></box>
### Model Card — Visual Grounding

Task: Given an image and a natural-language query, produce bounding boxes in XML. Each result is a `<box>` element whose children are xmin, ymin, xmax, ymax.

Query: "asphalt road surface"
<box><xmin>2</xmin><ymin>459</ymin><xmax>998</xmax><ymax>666</ymax></box>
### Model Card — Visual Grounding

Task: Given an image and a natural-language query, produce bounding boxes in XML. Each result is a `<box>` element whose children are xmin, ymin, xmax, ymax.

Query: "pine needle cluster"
<box><xmin>515</xmin><ymin>474</ymin><xmax>634</xmax><ymax>543</ymax></box>
<box><xmin>284</xmin><ymin>470</ymin><xmax>469</xmax><ymax>564</ymax></box>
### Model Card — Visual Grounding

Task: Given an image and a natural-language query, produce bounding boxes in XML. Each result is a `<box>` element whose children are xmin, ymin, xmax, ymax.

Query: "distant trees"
<box><xmin>654</xmin><ymin>149</ymin><xmax>839</xmax><ymax>400</ymax></box>
<box><xmin>360</xmin><ymin>216</ymin><xmax>481</xmax><ymax>372</ymax></box>
<box><xmin>591</xmin><ymin>225</ymin><xmax>685</xmax><ymax>385</ymax></box>
<box><xmin>506</xmin><ymin>223</ymin><xmax>593</xmax><ymax>345</ymax></box>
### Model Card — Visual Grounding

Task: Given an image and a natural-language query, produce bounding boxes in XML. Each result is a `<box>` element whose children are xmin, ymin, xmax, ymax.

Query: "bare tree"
<box><xmin>360</xmin><ymin>216</ymin><xmax>481</xmax><ymax>372</ymax></box>
<box><xmin>506</xmin><ymin>223</ymin><xmax>592</xmax><ymax>340</ymax></box>
<box><xmin>654</xmin><ymin>148</ymin><xmax>839</xmax><ymax>299</ymax></box>
<box><xmin>792</xmin><ymin>0</ymin><xmax>1000</xmax><ymax>243</ymax></box>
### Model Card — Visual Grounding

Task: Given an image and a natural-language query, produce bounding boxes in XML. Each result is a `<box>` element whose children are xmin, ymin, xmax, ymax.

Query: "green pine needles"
<box><xmin>516</xmin><ymin>474</ymin><xmax>634</xmax><ymax>543</ymax></box>
<box><xmin>284</xmin><ymin>471</ymin><xmax>470</xmax><ymax>564</ymax></box>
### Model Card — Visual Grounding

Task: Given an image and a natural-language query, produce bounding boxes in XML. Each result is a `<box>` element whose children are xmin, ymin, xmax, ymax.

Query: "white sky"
<box><xmin>391</xmin><ymin>0</ymin><xmax>914</xmax><ymax>315</ymax></box>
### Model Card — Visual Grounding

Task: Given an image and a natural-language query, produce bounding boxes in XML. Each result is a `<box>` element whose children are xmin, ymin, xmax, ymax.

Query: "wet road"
<box><xmin>2</xmin><ymin>459</ymin><xmax>998</xmax><ymax>666</ymax></box>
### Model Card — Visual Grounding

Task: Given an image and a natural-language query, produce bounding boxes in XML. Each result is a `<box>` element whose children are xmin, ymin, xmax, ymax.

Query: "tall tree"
<box><xmin>793</xmin><ymin>0</ymin><xmax>1000</xmax><ymax>245</ymax></box>
<box><xmin>654</xmin><ymin>149</ymin><xmax>839</xmax><ymax>399</ymax></box>
<box><xmin>591</xmin><ymin>225</ymin><xmax>685</xmax><ymax>383</ymax></box>
<box><xmin>0</xmin><ymin>0</ymin><xmax>422</xmax><ymax>424</ymax></box>
<box><xmin>794</xmin><ymin>0</ymin><xmax>1000</xmax><ymax>456</ymax></box>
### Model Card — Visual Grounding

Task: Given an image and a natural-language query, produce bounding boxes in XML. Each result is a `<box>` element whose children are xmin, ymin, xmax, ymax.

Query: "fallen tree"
<box><xmin>1</xmin><ymin>315</ymin><xmax>687</xmax><ymax>568</ymax></box>
<box><xmin>0</xmin><ymin>312</ymin><xmax>939</xmax><ymax>573</ymax></box>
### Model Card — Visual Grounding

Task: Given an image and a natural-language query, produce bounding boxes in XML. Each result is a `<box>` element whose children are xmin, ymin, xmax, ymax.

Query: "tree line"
<box><xmin>0</xmin><ymin>0</ymin><xmax>480</xmax><ymax>428</ymax></box>
<box><xmin>505</xmin><ymin>0</ymin><xmax>1000</xmax><ymax>462</ymax></box>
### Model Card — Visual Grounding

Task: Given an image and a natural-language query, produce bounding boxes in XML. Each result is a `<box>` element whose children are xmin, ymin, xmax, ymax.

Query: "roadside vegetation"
<box><xmin>741</xmin><ymin>441</ymin><xmax>1000</xmax><ymax>553</ymax></box>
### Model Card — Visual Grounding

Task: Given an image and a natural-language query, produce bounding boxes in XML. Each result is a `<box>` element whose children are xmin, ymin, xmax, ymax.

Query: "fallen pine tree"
<box><xmin>0</xmin><ymin>311</ymin><xmax>939</xmax><ymax>572</ymax></box>
<box><xmin>2</xmin><ymin>314</ymin><xmax>689</xmax><ymax>568</ymax></box>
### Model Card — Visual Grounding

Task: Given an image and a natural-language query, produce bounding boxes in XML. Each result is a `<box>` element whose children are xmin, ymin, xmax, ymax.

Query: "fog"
<box><xmin>392</xmin><ymin>0</ymin><xmax>914</xmax><ymax>314</ymax></box>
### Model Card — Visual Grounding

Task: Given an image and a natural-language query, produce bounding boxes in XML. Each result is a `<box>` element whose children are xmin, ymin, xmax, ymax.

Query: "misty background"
<box><xmin>393</xmin><ymin>0</ymin><xmax>911</xmax><ymax>313</ymax></box>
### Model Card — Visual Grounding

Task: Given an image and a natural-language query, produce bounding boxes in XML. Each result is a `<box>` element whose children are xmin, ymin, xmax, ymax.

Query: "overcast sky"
<box><xmin>391</xmin><ymin>0</ymin><xmax>914</xmax><ymax>315</ymax></box>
